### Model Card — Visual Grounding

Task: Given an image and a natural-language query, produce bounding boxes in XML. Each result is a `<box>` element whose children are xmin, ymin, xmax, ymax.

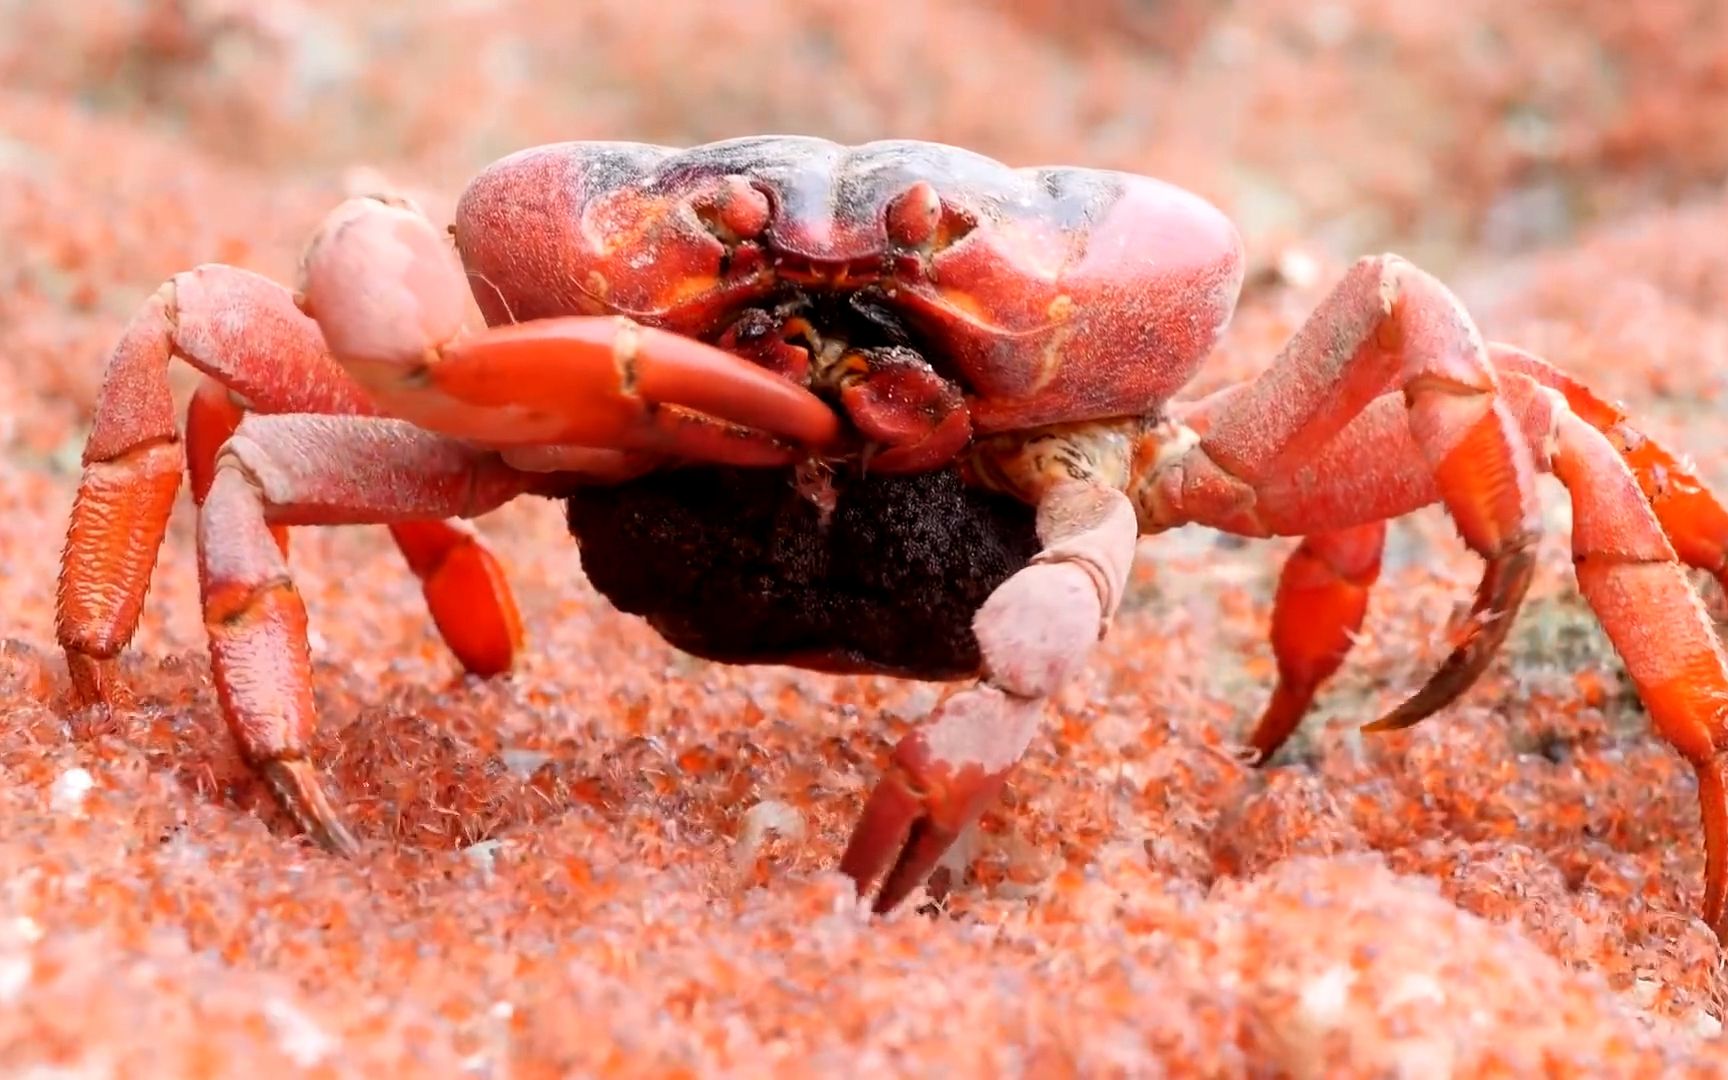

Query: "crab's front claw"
<box><xmin>297</xmin><ymin>195</ymin><xmax>842</xmax><ymax>465</ymax></box>
<box><xmin>424</xmin><ymin>317</ymin><xmax>844</xmax><ymax>463</ymax></box>
<box><xmin>840</xmin><ymin>720</ymin><xmax>1017</xmax><ymax>913</ymax></box>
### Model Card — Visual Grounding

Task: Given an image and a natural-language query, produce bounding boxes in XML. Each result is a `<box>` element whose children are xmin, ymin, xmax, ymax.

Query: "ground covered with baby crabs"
<box><xmin>7</xmin><ymin>1</ymin><xmax>1728</xmax><ymax>1076</ymax></box>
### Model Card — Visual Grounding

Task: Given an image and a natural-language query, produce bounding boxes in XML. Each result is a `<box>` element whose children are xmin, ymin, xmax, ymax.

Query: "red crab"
<box><xmin>56</xmin><ymin>137</ymin><xmax>1728</xmax><ymax>933</ymax></box>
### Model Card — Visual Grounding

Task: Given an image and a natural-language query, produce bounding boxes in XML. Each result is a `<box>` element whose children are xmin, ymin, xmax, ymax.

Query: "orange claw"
<box><xmin>426</xmin><ymin>317</ymin><xmax>843</xmax><ymax>457</ymax></box>
<box><xmin>842</xmin><ymin>484</ymin><xmax>1136</xmax><ymax>912</ymax></box>
<box><xmin>298</xmin><ymin>195</ymin><xmax>842</xmax><ymax>464</ymax></box>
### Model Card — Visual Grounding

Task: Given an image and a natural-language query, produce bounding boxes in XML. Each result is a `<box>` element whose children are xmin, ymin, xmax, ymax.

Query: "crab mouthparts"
<box><xmin>771</xmin><ymin>311</ymin><xmax>973</xmax><ymax>475</ymax></box>
<box><xmin>771</xmin><ymin>254</ymin><xmax>887</xmax><ymax>289</ymax></box>
<box><xmin>706</xmin><ymin>279</ymin><xmax>971</xmax><ymax>475</ymax></box>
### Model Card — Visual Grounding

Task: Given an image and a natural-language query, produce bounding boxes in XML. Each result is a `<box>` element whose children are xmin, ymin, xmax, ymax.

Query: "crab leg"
<box><xmin>55</xmin><ymin>269</ymin><xmax>525</xmax><ymax>705</ymax></box>
<box><xmin>1155</xmin><ymin>362</ymin><xmax>1728</xmax><ymax>932</ymax></box>
<box><xmin>1206</xmin><ymin>347</ymin><xmax>1728</xmax><ymax>762</ymax></box>
<box><xmin>1145</xmin><ymin>254</ymin><xmax>1542</xmax><ymax>732</ymax></box>
<box><xmin>1547</xmin><ymin>409</ymin><xmax>1728</xmax><ymax>936</ymax></box>
<box><xmin>1491</xmin><ymin>344</ymin><xmax>1728</xmax><ymax>590</ymax></box>
<box><xmin>296</xmin><ymin>196</ymin><xmax>842</xmax><ymax>460</ymax></box>
<box><xmin>198</xmin><ymin>413</ymin><xmax>538</xmax><ymax>854</ymax></box>
<box><xmin>186</xmin><ymin>376</ymin><xmax>290</xmax><ymax>555</ymax></box>
<box><xmin>841</xmin><ymin>481</ymin><xmax>1138</xmax><ymax>912</ymax></box>
<box><xmin>55</xmin><ymin>268</ymin><xmax>526</xmax><ymax>705</ymax></box>
<box><xmin>385</xmin><ymin>519</ymin><xmax>523</xmax><ymax>678</ymax></box>
<box><xmin>188</xmin><ymin>372</ymin><xmax>523</xmax><ymax>676</ymax></box>
<box><xmin>1244</xmin><ymin>522</ymin><xmax>1386</xmax><ymax>763</ymax></box>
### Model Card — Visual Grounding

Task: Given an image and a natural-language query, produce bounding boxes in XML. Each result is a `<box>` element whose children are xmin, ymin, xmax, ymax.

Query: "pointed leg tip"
<box><xmin>1362</xmin><ymin>675</ymin><xmax>1472</xmax><ymax>736</ymax></box>
<box><xmin>1365</xmin><ymin>554</ymin><xmax>1535</xmax><ymax>736</ymax></box>
<box><xmin>838</xmin><ymin>769</ymin><xmax>924</xmax><ymax>906</ymax></box>
<box><xmin>1236</xmin><ymin>744</ymin><xmax>1272</xmax><ymax>768</ymax></box>
<box><xmin>1244</xmin><ymin>681</ymin><xmax>1314</xmax><ymax>766</ymax></box>
<box><xmin>1704</xmin><ymin>881</ymin><xmax>1727</xmax><ymax>945</ymax></box>
<box><xmin>261</xmin><ymin>758</ymin><xmax>362</xmax><ymax>858</ymax></box>
<box><xmin>63</xmin><ymin>650</ymin><xmax>129</xmax><ymax>712</ymax></box>
<box><xmin>1691</xmin><ymin>756</ymin><xmax>1728</xmax><ymax>943</ymax></box>
<box><xmin>1360</xmin><ymin>711</ymin><xmax>1416</xmax><ymax>735</ymax></box>
<box><xmin>840</xmin><ymin>749</ymin><xmax>1012</xmax><ymax>916</ymax></box>
<box><xmin>871</xmin><ymin>817</ymin><xmax>957</xmax><ymax>914</ymax></box>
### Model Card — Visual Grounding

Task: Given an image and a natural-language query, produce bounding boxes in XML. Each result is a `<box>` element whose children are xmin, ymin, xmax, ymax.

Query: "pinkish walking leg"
<box><xmin>840</xmin><ymin>481</ymin><xmax>1138</xmax><ymax>912</ymax></box>
<box><xmin>198</xmin><ymin>413</ymin><xmax>537</xmax><ymax>853</ymax></box>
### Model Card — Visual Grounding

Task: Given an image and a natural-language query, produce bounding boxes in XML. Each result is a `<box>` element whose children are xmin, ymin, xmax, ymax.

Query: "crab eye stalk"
<box><xmin>886</xmin><ymin>180</ymin><xmax>941</xmax><ymax>249</ymax></box>
<box><xmin>886</xmin><ymin>179</ymin><xmax>976</xmax><ymax>255</ymax></box>
<box><xmin>691</xmin><ymin>175</ymin><xmax>772</xmax><ymax>247</ymax></box>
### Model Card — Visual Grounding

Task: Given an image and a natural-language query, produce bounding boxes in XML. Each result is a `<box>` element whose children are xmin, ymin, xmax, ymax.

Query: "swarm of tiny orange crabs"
<box><xmin>56</xmin><ymin>137</ymin><xmax>1728</xmax><ymax>936</ymax></box>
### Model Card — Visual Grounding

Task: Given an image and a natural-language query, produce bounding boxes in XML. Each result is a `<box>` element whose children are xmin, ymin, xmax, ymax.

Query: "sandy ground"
<box><xmin>5</xmin><ymin>1</ymin><xmax>1728</xmax><ymax>1076</ymax></box>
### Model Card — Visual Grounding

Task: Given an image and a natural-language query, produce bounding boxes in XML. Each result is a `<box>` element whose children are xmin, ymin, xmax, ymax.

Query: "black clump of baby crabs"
<box><xmin>564</xmin><ymin>462</ymin><xmax>1040</xmax><ymax>679</ymax></box>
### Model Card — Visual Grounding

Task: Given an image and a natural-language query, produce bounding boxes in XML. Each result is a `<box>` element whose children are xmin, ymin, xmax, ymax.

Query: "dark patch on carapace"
<box><xmin>563</xmin><ymin>466</ymin><xmax>1041</xmax><ymax>678</ymax></box>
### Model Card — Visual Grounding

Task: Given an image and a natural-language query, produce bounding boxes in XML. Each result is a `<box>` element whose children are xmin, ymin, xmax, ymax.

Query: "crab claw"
<box><xmin>840</xmin><ymin>686</ymin><xmax>1043</xmax><ymax>912</ymax></box>
<box><xmin>297</xmin><ymin>195</ymin><xmax>842</xmax><ymax>464</ymax></box>
<box><xmin>424</xmin><ymin>317</ymin><xmax>844</xmax><ymax>461</ymax></box>
<box><xmin>842</xmin><ymin>483</ymin><xmax>1136</xmax><ymax>913</ymax></box>
<box><xmin>840</xmin><ymin>726</ymin><xmax>1014</xmax><ymax>912</ymax></box>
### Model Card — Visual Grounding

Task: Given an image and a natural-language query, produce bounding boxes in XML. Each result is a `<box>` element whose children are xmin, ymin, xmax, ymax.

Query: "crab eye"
<box><xmin>886</xmin><ymin>180</ymin><xmax>941</xmax><ymax>248</ymax></box>
<box><xmin>886</xmin><ymin>180</ymin><xmax>976</xmax><ymax>253</ymax></box>
<box><xmin>692</xmin><ymin>176</ymin><xmax>771</xmax><ymax>246</ymax></box>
